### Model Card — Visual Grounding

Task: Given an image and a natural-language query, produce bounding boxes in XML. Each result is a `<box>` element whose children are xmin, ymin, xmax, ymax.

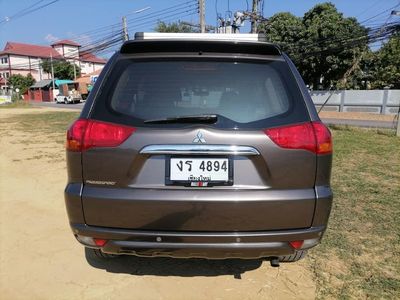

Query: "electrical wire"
<box><xmin>3</xmin><ymin>1</ymin><xmax>199</xmax><ymax>70</ymax></box>
<box><xmin>0</xmin><ymin>0</ymin><xmax>60</xmax><ymax>25</ymax></box>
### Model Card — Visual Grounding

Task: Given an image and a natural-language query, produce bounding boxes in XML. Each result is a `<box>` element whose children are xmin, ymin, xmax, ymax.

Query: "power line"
<box><xmin>0</xmin><ymin>0</ymin><xmax>60</xmax><ymax>25</ymax></box>
<box><xmin>126</xmin><ymin>1</ymin><xmax>198</xmax><ymax>27</ymax></box>
<box><xmin>2</xmin><ymin>3</ymin><xmax>200</xmax><ymax>70</ymax></box>
<box><xmin>358</xmin><ymin>3</ymin><xmax>400</xmax><ymax>25</ymax></box>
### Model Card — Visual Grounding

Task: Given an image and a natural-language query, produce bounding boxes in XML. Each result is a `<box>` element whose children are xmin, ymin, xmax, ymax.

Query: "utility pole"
<box><xmin>50</xmin><ymin>53</ymin><xmax>55</xmax><ymax>96</ymax></box>
<box><xmin>73</xmin><ymin>61</ymin><xmax>77</xmax><ymax>80</ymax></box>
<box><xmin>122</xmin><ymin>16</ymin><xmax>129</xmax><ymax>41</ymax></box>
<box><xmin>251</xmin><ymin>0</ymin><xmax>259</xmax><ymax>33</ymax></box>
<box><xmin>121</xmin><ymin>6</ymin><xmax>150</xmax><ymax>41</ymax></box>
<box><xmin>199</xmin><ymin>0</ymin><xmax>205</xmax><ymax>33</ymax></box>
<box><xmin>388</xmin><ymin>10</ymin><xmax>400</xmax><ymax>136</ymax></box>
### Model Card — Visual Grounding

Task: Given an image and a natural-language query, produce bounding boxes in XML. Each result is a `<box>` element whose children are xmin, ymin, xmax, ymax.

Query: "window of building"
<box><xmin>1</xmin><ymin>57</ymin><xmax>8</xmax><ymax>64</ymax></box>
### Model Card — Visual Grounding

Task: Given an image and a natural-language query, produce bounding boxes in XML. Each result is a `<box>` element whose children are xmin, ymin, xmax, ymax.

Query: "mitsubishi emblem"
<box><xmin>193</xmin><ymin>131</ymin><xmax>206</xmax><ymax>144</ymax></box>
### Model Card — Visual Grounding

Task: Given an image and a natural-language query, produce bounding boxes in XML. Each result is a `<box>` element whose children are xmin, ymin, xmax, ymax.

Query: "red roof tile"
<box><xmin>79</xmin><ymin>52</ymin><xmax>107</xmax><ymax>64</ymax></box>
<box><xmin>0</xmin><ymin>42</ymin><xmax>62</xmax><ymax>59</ymax></box>
<box><xmin>51</xmin><ymin>39</ymin><xmax>81</xmax><ymax>47</ymax></box>
<box><xmin>0</xmin><ymin>41</ymin><xmax>106</xmax><ymax>65</ymax></box>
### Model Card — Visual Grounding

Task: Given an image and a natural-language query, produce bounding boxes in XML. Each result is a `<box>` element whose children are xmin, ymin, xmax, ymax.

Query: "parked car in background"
<box><xmin>64</xmin><ymin>33</ymin><xmax>333</xmax><ymax>266</ymax></box>
<box><xmin>55</xmin><ymin>83</ymin><xmax>82</xmax><ymax>104</ymax></box>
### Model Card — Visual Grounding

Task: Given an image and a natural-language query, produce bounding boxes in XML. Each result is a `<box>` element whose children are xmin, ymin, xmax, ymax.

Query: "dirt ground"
<box><xmin>0</xmin><ymin>108</ymin><xmax>316</xmax><ymax>300</ymax></box>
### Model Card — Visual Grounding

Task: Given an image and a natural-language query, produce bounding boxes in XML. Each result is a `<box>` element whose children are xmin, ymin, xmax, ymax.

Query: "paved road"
<box><xmin>321</xmin><ymin>118</ymin><xmax>395</xmax><ymax>129</ymax></box>
<box><xmin>30</xmin><ymin>101</ymin><xmax>84</xmax><ymax>110</ymax></box>
<box><xmin>30</xmin><ymin>101</ymin><xmax>396</xmax><ymax>129</ymax></box>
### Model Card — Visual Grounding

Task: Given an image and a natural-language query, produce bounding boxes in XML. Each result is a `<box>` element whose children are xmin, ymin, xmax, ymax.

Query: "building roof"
<box><xmin>0</xmin><ymin>42</ymin><xmax>62</xmax><ymax>59</ymax></box>
<box><xmin>51</xmin><ymin>39</ymin><xmax>81</xmax><ymax>47</ymax></box>
<box><xmin>55</xmin><ymin>79</ymin><xmax>75</xmax><ymax>87</ymax></box>
<box><xmin>80</xmin><ymin>52</ymin><xmax>107</xmax><ymax>64</ymax></box>
<box><xmin>30</xmin><ymin>79</ymin><xmax>53</xmax><ymax>89</ymax></box>
<box><xmin>79</xmin><ymin>68</ymin><xmax>103</xmax><ymax>78</ymax></box>
<box><xmin>0</xmin><ymin>41</ymin><xmax>107</xmax><ymax>65</ymax></box>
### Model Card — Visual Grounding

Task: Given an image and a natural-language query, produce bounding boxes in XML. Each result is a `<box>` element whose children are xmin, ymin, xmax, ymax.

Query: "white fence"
<box><xmin>311</xmin><ymin>90</ymin><xmax>400</xmax><ymax>115</ymax></box>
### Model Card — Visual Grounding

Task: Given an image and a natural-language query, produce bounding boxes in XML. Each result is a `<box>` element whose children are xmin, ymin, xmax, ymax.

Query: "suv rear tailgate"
<box><xmin>81</xmin><ymin>128</ymin><xmax>316</xmax><ymax>231</ymax></box>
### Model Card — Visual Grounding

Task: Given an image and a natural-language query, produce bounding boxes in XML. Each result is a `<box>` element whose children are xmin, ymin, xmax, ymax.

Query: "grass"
<box><xmin>0</xmin><ymin>111</ymin><xmax>79</xmax><ymax>162</ymax></box>
<box><xmin>0</xmin><ymin>100</ymin><xmax>32</xmax><ymax>109</ymax></box>
<box><xmin>1</xmin><ymin>111</ymin><xmax>80</xmax><ymax>144</ymax></box>
<box><xmin>309</xmin><ymin>126</ymin><xmax>400</xmax><ymax>299</ymax></box>
<box><xmin>2</xmin><ymin>110</ymin><xmax>399</xmax><ymax>298</ymax></box>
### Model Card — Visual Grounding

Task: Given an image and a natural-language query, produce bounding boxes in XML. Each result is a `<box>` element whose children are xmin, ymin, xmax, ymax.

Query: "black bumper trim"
<box><xmin>71</xmin><ymin>223</ymin><xmax>325</xmax><ymax>259</ymax></box>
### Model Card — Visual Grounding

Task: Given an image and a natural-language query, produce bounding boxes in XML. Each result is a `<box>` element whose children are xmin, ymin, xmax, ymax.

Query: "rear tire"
<box><xmin>64</xmin><ymin>98</ymin><xmax>68</xmax><ymax>104</ymax></box>
<box><xmin>86</xmin><ymin>248</ymin><xmax>117</xmax><ymax>259</ymax></box>
<box><xmin>279</xmin><ymin>250</ymin><xmax>307</xmax><ymax>262</ymax></box>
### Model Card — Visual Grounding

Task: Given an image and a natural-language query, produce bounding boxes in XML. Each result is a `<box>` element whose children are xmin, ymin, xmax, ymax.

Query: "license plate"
<box><xmin>167</xmin><ymin>157</ymin><xmax>232</xmax><ymax>186</ymax></box>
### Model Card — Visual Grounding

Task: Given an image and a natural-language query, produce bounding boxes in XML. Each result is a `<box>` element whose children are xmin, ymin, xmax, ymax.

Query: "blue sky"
<box><xmin>0</xmin><ymin>0</ymin><xmax>399</xmax><ymax>57</ymax></box>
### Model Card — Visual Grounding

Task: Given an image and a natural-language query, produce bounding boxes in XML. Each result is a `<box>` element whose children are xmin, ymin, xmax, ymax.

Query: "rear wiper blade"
<box><xmin>143</xmin><ymin>114</ymin><xmax>218</xmax><ymax>124</ymax></box>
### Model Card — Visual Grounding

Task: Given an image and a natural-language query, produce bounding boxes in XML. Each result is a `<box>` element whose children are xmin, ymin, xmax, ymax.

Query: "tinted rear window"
<box><xmin>91</xmin><ymin>58</ymin><xmax>310</xmax><ymax>129</ymax></box>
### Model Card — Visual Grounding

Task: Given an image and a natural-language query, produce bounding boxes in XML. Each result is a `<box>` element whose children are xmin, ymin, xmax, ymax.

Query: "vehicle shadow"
<box><xmin>85</xmin><ymin>248</ymin><xmax>263</xmax><ymax>278</ymax></box>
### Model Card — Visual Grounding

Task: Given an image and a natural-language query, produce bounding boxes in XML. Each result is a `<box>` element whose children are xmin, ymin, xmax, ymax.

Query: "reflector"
<box><xmin>289</xmin><ymin>240</ymin><xmax>304</xmax><ymax>249</ymax></box>
<box><xmin>93</xmin><ymin>238</ymin><xmax>108</xmax><ymax>247</ymax></box>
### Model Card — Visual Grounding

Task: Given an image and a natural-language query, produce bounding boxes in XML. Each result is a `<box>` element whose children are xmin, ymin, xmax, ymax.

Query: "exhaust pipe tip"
<box><xmin>270</xmin><ymin>257</ymin><xmax>280</xmax><ymax>267</ymax></box>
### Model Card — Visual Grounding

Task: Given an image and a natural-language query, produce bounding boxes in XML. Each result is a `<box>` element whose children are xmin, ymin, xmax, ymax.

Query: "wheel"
<box><xmin>86</xmin><ymin>248</ymin><xmax>117</xmax><ymax>259</ymax></box>
<box><xmin>279</xmin><ymin>250</ymin><xmax>307</xmax><ymax>262</ymax></box>
<box><xmin>64</xmin><ymin>98</ymin><xmax>68</xmax><ymax>104</ymax></box>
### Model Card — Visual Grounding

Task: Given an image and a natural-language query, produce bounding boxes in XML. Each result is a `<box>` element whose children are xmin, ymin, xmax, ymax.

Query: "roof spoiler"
<box><xmin>134</xmin><ymin>32</ymin><xmax>267</xmax><ymax>42</ymax></box>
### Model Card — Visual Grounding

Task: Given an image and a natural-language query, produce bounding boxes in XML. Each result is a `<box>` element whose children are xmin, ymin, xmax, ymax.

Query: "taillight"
<box><xmin>312</xmin><ymin>121</ymin><xmax>333</xmax><ymax>154</ymax></box>
<box><xmin>264</xmin><ymin>121</ymin><xmax>332</xmax><ymax>155</ymax></box>
<box><xmin>66</xmin><ymin>119</ymin><xmax>136</xmax><ymax>152</ymax></box>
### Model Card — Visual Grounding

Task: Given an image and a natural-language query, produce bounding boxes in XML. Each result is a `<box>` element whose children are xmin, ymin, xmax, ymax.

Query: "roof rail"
<box><xmin>134</xmin><ymin>32</ymin><xmax>267</xmax><ymax>42</ymax></box>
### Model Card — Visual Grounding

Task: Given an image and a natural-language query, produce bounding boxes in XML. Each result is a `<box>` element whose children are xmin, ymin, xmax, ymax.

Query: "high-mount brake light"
<box><xmin>66</xmin><ymin>119</ymin><xmax>136</xmax><ymax>152</ymax></box>
<box><xmin>264</xmin><ymin>121</ymin><xmax>332</xmax><ymax>155</ymax></box>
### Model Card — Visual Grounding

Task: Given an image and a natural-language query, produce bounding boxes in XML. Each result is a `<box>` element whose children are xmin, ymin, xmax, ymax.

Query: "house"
<box><xmin>27</xmin><ymin>79</ymin><xmax>78</xmax><ymax>102</ymax></box>
<box><xmin>0</xmin><ymin>39</ymin><xmax>107</xmax><ymax>89</ymax></box>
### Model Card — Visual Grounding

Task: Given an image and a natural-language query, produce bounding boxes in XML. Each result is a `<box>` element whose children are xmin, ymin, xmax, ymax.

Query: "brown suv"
<box><xmin>64</xmin><ymin>33</ymin><xmax>333</xmax><ymax>265</ymax></box>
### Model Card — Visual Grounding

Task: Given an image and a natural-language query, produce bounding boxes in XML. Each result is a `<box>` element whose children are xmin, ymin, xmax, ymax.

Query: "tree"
<box><xmin>260</xmin><ymin>12</ymin><xmax>305</xmax><ymax>64</ymax></box>
<box><xmin>369</xmin><ymin>34</ymin><xmax>400</xmax><ymax>89</ymax></box>
<box><xmin>8</xmin><ymin>73</ymin><xmax>35</xmax><ymax>95</ymax></box>
<box><xmin>301</xmin><ymin>3</ymin><xmax>367</xmax><ymax>89</ymax></box>
<box><xmin>262</xmin><ymin>2</ymin><xmax>368</xmax><ymax>89</ymax></box>
<box><xmin>154</xmin><ymin>21</ymin><xmax>198</xmax><ymax>33</ymax></box>
<box><xmin>41</xmin><ymin>60</ymin><xmax>80</xmax><ymax>80</ymax></box>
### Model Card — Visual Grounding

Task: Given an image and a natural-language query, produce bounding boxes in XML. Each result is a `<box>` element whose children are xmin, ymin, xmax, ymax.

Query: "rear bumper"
<box><xmin>71</xmin><ymin>223</ymin><xmax>325</xmax><ymax>259</ymax></box>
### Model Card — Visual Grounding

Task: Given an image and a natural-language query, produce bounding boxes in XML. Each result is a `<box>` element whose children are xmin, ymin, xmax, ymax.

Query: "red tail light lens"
<box><xmin>312</xmin><ymin>122</ymin><xmax>333</xmax><ymax>154</ymax></box>
<box><xmin>264</xmin><ymin>121</ymin><xmax>332</xmax><ymax>155</ymax></box>
<box><xmin>66</xmin><ymin>119</ymin><xmax>136</xmax><ymax>152</ymax></box>
<box><xmin>289</xmin><ymin>240</ymin><xmax>304</xmax><ymax>249</ymax></box>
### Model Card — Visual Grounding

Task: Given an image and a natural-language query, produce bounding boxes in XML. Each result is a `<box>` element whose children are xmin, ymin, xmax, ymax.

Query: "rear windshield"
<box><xmin>91</xmin><ymin>58</ymin><xmax>310</xmax><ymax>129</ymax></box>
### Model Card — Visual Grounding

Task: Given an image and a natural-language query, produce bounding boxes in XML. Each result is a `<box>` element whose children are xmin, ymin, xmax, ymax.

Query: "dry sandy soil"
<box><xmin>0</xmin><ymin>108</ymin><xmax>316</xmax><ymax>300</ymax></box>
